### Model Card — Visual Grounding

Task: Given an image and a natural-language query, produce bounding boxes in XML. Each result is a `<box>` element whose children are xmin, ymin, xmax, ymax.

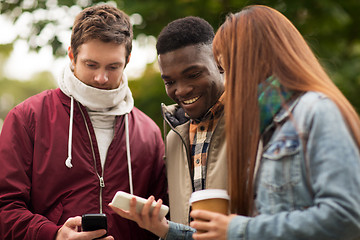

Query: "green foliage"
<box><xmin>0</xmin><ymin>43</ymin><xmax>13</xmax><ymax>77</ymax></box>
<box><xmin>0</xmin><ymin>72</ymin><xmax>57</xmax><ymax>121</ymax></box>
<box><xmin>128</xmin><ymin>63</ymin><xmax>174</xmax><ymax>133</ymax></box>
<box><xmin>0</xmin><ymin>0</ymin><xmax>360</xmax><ymax>129</ymax></box>
<box><xmin>0</xmin><ymin>43</ymin><xmax>13</xmax><ymax>58</ymax></box>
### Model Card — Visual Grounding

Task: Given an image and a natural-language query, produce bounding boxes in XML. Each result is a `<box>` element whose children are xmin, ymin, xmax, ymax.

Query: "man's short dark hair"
<box><xmin>156</xmin><ymin>16</ymin><xmax>214</xmax><ymax>55</ymax></box>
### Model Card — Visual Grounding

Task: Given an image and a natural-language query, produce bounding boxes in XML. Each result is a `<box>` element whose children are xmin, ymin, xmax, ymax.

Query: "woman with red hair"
<box><xmin>190</xmin><ymin>5</ymin><xmax>360</xmax><ymax>240</ymax></box>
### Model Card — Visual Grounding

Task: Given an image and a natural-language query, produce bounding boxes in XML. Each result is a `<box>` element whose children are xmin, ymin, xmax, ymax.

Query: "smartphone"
<box><xmin>110</xmin><ymin>191</ymin><xmax>169</xmax><ymax>220</ymax></box>
<box><xmin>81</xmin><ymin>213</ymin><xmax>107</xmax><ymax>239</ymax></box>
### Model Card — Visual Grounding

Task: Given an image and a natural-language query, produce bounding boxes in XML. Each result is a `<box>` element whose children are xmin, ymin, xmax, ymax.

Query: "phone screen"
<box><xmin>82</xmin><ymin>213</ymin><xmax>107</xmax><ymax>239</ymax></box>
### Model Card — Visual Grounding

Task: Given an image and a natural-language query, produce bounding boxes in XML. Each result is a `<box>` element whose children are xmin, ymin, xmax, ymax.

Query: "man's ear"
<box><xmin>126</xmin><ymin>53</ymin><xmax>131</xmax><ymax>65</ymax></box>
<box><xmin>68</xmin><ymin>46</ymin><xmax>75</xmax><ymax>65</ymax></box>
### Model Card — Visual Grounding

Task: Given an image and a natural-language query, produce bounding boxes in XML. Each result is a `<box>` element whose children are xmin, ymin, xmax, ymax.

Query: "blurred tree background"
<box><xmin>1</xmin><ymin>0</ymin><xmax>360</xmax><ymax>133</ymax></box>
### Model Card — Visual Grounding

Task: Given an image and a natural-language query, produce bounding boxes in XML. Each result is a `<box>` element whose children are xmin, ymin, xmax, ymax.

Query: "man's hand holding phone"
<box><xmin>56</xmin><ymin>215</ymin><xmax>114</xmax><ymax>240</ymax></box>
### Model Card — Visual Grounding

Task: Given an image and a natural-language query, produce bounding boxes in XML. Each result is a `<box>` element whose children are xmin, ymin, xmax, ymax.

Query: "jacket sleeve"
<box><xmin>0</xmin><ymin>106</ymin><xmax>60</xmax><ymax>239</ymax></box>
<box><xmin>164</xmin><ymin>221</ymin><xmax>195</xmax><ymax>240</ymax></box>
<box><xmin>228</xmin><ymin>97</ymin><xmax>360</xmax><ymax>240</ymax></box>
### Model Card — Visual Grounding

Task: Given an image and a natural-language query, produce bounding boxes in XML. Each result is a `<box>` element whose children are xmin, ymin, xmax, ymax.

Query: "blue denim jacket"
<box><xmin>166</xmin><ymin>92</ymin><xmax>360</xmax><ymax>240</ymax></box>
<box><xmin>228</xmin><ymin>91</ymin><xmax>360</xmax><ymax>239</ymax></box>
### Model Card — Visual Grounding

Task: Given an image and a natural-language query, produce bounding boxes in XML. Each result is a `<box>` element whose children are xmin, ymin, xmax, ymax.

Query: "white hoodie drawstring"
<box><xmin>65</xmin><ymin>96</ymin><xmax>74</xmax><ymax>168</ymax></box>
<box><xmin>125</xmin><ymin>114</ymin><xmax>134</xmax><ymax>194</ymax></box>
<box><xmin>64</xmin><ymin>96</ymin><xmax>134</xmax><ymax>196</ymax></box>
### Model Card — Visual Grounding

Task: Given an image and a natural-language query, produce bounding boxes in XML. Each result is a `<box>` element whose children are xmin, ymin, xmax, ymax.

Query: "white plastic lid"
<box><xmin>189</xmin><ymin>189</ymin><xmax>230</xmax><ymax>204</ymax></box>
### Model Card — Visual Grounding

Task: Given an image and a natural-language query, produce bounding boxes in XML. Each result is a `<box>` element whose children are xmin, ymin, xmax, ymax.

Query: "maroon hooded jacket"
<box><xmin>0</xmin><ymin>88</ymin><xmax>168</xmax><ymax>239</ymax></box>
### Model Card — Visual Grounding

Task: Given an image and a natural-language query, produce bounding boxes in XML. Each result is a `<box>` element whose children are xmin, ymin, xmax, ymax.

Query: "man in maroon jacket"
<box><xmin>0</xmin><ymin>4</ymin><xmax>167</xmax><ymax>240</ymax></box>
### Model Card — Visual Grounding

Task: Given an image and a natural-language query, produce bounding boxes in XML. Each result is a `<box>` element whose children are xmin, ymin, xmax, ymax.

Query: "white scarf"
<box><xmin>59</xmin><ymin>65</ymin><xmax>135</xmax><ymax>190</ymax></box>
<box><xmin>58</xmin><ymin>64</ymin><xmax>134</xmax><ymax>116</ymax></box>
<box><xmin>59</xmin><ymin>64</ymin><xmax>134</xmax><ymax>169</ymax></box>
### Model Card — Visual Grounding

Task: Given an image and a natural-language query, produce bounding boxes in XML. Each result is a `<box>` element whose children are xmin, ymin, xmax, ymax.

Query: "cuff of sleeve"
<box><xmin>36</xmin><ymin>222</ymin><xmax>61</xmax><ymax>240</ymax></box>
<box><xmin>164</xmin><ymin>221</ymin><xmax>195</xmax><ymax>240</ymax></box>
<box><xmin>227</xmin><ymin>215</ymin><xmax>251</xmax><ymax>240</ymax></box>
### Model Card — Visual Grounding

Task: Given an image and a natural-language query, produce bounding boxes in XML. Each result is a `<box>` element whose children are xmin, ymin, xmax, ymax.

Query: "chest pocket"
<box><xmin>260</xmin><ymin>137</ymin><xmax>301</xmax><ymax>191</ymax></box>
<box><xmin>256</xmin><ymin>136</ymin><xmax>303</xmax><ymax>214</ymax></box>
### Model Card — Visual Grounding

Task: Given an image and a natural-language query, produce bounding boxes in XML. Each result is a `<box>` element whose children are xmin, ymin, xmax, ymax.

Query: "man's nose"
<box><xmin>94</xmin><ymin>70</ymin><xmax>109</xmax><ymax>84</ymax></box>
<box><xmin>175</xmin><ymin>83</ymin><xmax>193</xmax><ymax>97</ymax></box>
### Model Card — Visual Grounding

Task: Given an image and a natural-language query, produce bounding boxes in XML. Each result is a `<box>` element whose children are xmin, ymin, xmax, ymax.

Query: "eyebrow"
<box><xmin>181</xmin><ymin>65</ymin><xmax>203</xmax><ymax>74</ymax></box>
<box><xmin>81</xmin><ymin>59</ymin><xmax>122</xmax><ymax>66</ymax></box>
<box><xmin>161</xmin><ymin>65</ymin><xmax>204</xmax><ymax>79</ymax></box>
<box><xmin>81</xmin><ymin>59</ymin><xmax>97</xmax><ymax>64</ymax></box>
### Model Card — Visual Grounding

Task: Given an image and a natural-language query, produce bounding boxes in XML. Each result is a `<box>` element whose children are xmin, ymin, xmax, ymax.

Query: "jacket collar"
<box><xmin>273</xmin><ymin>94</ymin><xmax>302</xmax><ymax>123</ymax></box>
<box><xmin>161</xmin><ymin>103</ymin><xmax>190</xmax><ymax>129</ymax></box>
<box><xmin>55</xmin><ymin>88</ymin><xmax>73</xmax><ymax>107</ymax></box>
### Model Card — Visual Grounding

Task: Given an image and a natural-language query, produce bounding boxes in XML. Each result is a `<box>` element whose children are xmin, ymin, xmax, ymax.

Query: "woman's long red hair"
<box><xmin>213</xmin><ymin>5</ymin><xmax>360</xmax><ymax>215</ymax></box>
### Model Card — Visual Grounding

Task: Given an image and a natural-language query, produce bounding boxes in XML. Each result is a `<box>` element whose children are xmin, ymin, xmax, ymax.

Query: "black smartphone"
<box><xmin>81</xmin><ymin>213</ymin><xmax>107</xmax><ymax>239</ymax></box>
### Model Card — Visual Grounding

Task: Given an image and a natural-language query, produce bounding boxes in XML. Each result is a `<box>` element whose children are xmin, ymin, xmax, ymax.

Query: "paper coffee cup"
<box><xmin>189</xmin><ymin>189</ymin><xmax>230</xmax><ymax>233</ymax></box>
<box><xmin>189</xmin><ymin>189</ymin><xmax>230</xmax><ymax>215</ymax></box>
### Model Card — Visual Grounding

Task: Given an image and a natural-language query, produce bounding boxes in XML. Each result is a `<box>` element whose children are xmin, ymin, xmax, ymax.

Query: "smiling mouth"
<box><xmin>182</xmin><ymin>96</ymin><xmax>200</xmax><ymax>105</ymax></box>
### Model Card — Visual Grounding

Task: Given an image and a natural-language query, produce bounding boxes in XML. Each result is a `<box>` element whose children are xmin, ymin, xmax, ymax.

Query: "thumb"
<box><xmin>64</xmin><ymin>216</ymin><xmax>82</xmax><ymax>229</ymax></box>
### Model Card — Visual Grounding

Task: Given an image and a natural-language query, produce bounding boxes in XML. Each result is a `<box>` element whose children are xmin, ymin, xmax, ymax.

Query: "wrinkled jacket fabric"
<box><xmin>228</xmin><ymin>91</ymin><xmax>360</xmax><ymax>239</ymax></box>
<box><xmin>161</xmin><ymin>103</ymin><xmax>227</xmax><ymax>225</ymax></box>
<box><xmin>0</xmin><ymin>88</ymin><xmax>168</xmax><ymax>240</ymax></box>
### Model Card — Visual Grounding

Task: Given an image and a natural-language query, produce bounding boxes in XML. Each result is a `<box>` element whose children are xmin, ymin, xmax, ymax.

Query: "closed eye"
<box><xmin>164</xmin><ymin>80</ymin><xmax>175</xmax><ymax>86</ymax></box>
<box><xmin>86</xmin><ymin>63</ymin><xmax>97</xmax><ymax>69</ymax></box>
<box><xmin>83</xmin><ymin>59</ymin><xmax>98</xmax><ymax>69</ymax></box>
<box><xmin>187</xmin><ymin>71</ymin><xmax>202</xmax><ymax>79</ymax></box>
<box><xmin>107</xmin><ymin>65</ymin><xmax>120</xmax><ymax>71</ymax></box>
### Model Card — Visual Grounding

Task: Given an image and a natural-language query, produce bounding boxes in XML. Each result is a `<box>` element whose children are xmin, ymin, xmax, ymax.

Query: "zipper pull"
<box><xmin>99</xmin><ymin>177</ymin><xmax>105</xmax><ymax>188</ymax></box>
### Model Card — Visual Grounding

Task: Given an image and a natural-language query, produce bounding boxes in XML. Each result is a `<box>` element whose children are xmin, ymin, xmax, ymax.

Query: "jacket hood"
<box><xmin>161</xmin><ymin>103</ymin><xmax>189</xmax><ymax>129</ymax></box>
<box><xmin>161</xmin><ymin>103</ymin><xmax>190</xmax><ymax>163</ymax></box>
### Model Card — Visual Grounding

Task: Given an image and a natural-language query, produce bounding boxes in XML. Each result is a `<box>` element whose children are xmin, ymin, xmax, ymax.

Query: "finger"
<box><xmin>190</xmin><ymin>210</ymin><xmax>215</xmax><ymax>221</ymax></box>
<box><xmin>64</xmin><ymin>216</ymin><xmax>82</xmax><ymax>229</ymax></box>
<box><xmin>79</xmin><ymin>229</ymin><xmax>107</xmax><ymax>240</ymax></box>
<box><xmin>101</xmin><ymin>235</ymin><xmax>114</xmax><ymax>240</ymax></box>
<box><xmin>129</xmin><ymin>197</ymin><xmax>138</xmax><ymax>216</ymax></box>
<box><xmin>109</xmin><ymin>203</ymin><xmax>133</xmax><ymax>220</ymax></box>
<box><xmin>141</xmin><ymin>196</ymin><xmax>154</xmax><ymax>216</ymax></box>
<box><xmin>190</xmin><ymin>219</ymin><xmax>210</xmax><ymax>233</ymax></box>
<box><xmin>129</xmin><ymin>197</ymin><xmax>144</xmax><ymax>223</ymax></box>
<box><xmin>140</xmin><ymin>196</ymin><xmax>155</xmax><ymax>224</ymax></box>
<box><xmin>151</xmin><ymin>199</ymin><xmax>162</xmax><ymax>221</ymax></box>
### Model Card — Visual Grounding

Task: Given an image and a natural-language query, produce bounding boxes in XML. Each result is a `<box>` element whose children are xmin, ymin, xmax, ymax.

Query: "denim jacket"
<box><xmin>229</xmin><ymin>91</ymin><xmax>360</xmax><ymax>239</ymax></box>
<box><xmin>166</xmin><ymin>91</ymin><xmax>360</xmax><ymax>240</ymax></box>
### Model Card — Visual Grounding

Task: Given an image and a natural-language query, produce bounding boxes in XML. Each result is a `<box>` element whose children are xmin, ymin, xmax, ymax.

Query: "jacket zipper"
<box><xmin>77</xmin><ymin>102</ymin><xmax>105</xmax><ymax>213</ymax></box>
<box><xmin>162</xmin><ymin>109</ymin><xmax>194</xmax><ymax>224</ymax></box>
<box><xmin>161</xmin><ymin>104</ymin><xmax>194</xmax><ymax>191</ymax></box>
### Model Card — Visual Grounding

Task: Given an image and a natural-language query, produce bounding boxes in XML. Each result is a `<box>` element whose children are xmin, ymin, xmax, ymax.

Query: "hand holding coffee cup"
<box><xmin>189</xmin><ymin>189</ymin><xmax>230</xmax><ymax>233</ymax></box>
